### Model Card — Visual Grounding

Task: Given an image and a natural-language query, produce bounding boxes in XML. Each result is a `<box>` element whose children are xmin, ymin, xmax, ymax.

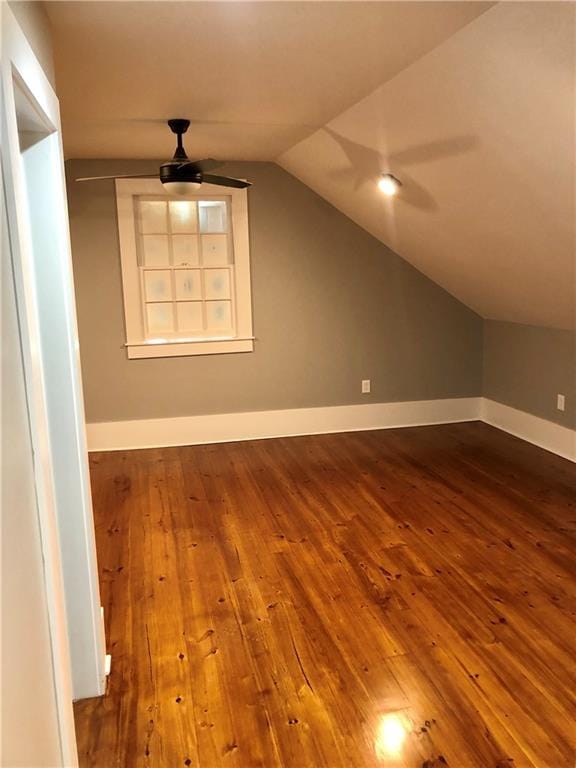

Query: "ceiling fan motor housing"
<box><xmin>160</xmin><ymin>161</ymin><xmax>202</xmax><ymax>185</ymax></box>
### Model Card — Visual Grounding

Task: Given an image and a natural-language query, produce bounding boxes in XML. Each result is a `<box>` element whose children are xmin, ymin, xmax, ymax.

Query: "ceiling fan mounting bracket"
<box><xmin>167</xmin><ymin>118</ymin><xmax>190</xmax><ymax>135</ymax></box>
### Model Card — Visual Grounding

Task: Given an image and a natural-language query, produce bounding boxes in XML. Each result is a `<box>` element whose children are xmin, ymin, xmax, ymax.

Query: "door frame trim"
<box><xmin>2</xmin><ymin>7</ymin><xmax>80</xmax><ymax>764</ymax></box>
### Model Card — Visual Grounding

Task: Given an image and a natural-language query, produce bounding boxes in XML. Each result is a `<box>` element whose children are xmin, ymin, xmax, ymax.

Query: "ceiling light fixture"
<box><xmin>161</xmin><ymin>180</ymin><xmax>203</xmax><ymax>195</ymax></box>
<box><xmin>378</xmin><ymin>173</ymin><xmax>402</xmax><ymax>196</ymax></box>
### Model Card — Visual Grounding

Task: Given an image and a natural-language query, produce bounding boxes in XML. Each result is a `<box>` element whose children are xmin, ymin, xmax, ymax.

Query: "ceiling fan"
<box><xmin>75</xmin><ymin>118</ymin><xmax>251</xmax><ymax>193</ymax></box>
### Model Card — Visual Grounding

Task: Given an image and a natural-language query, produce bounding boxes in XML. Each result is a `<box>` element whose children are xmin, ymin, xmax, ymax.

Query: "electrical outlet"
<box><xmin>557</xmin><ymin>394</ymin><xmax>565</xmax><ymax>412</ymax></box>
<box><xmin>362</xmin><ymin>379</ymin><xmax>371</xmax><ymax>394</ymax></box>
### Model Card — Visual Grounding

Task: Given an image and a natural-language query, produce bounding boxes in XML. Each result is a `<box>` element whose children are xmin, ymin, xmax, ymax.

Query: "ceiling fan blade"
<box><xmin>178</xmin><ymin>158</ymin><xmax>222</xmax><ymax>173</ymax></box>
<box><xmin>75</xmin><ymin>173</ymin><xmax>158</xmax><ymax>182</ymax></box>
<box><xmin>202</xmin><ymin>174</ymin><xmax>251</xmax><ymax>189</ymax></box>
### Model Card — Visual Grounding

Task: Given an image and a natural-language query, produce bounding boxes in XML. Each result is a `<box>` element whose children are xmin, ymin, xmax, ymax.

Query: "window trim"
<box><xmin>115</xmin><ymin>178</ymin><xmax>254</xmax><ymax>359</ymax></box>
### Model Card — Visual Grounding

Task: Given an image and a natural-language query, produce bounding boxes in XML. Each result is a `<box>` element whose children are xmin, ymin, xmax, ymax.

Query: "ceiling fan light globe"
<box><xmin>162</xmin><ymin>180</ymin><xmax>202</xmax><ymax>195</ymax></box>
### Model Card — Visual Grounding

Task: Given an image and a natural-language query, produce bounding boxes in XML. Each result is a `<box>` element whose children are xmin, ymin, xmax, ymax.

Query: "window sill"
<box><xmin>126</xmin><ymin>338</ymin><xmax>254</xmax><ymax>359</ymax></box>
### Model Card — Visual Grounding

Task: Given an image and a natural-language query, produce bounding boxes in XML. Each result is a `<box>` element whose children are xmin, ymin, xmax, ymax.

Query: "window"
<box><xmin>115</xmin><ymin>179</ymin><xmax>253</xmax><ymax>358</ymax></box>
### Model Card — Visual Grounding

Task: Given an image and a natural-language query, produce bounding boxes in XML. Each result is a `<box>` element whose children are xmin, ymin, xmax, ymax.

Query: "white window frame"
<box><xmin>115</xmin><ymin>178</ymin><xmax>254</xmax><ymax>359</ymax></box>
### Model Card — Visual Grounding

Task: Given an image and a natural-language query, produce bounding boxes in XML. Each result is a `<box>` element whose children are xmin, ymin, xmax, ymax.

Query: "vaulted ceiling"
<box><xmin>280</xmin><ymin>2</ymin><xmax>576</xmax><ymax>330</ymax></box>
<box><xmin>46</xmin><ymin>1</ymin><xmax>575</xmax><ymax>330</ymax></box>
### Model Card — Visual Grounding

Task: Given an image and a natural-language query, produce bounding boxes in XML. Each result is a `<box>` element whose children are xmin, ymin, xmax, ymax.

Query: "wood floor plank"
<box><xmin>74</xmin><ymin>423</ymin><xmax>576</xmax><ymax>768</ymax></box>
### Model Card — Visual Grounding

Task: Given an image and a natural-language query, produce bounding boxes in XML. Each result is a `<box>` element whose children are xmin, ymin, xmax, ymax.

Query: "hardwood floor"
<box><xmin>74</xmin><ymin>422</ymin><xmax>576</xmax><ymax>768</ymax></box>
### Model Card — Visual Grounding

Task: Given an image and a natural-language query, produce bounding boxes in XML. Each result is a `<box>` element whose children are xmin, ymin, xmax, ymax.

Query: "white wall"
<box><xmin>1</xmin><ymin>4</ymin><xmax>105</xmax><ymax>764</ymax></box>
<box><xmin>1</xmin><ymin>157</ymin><xmax>64</xmax><ymax>768</ymax></box>
<box><xmin>7</xmin><ymin>0</ymin><xmax>56</xmax><ymax>86</ymax></box>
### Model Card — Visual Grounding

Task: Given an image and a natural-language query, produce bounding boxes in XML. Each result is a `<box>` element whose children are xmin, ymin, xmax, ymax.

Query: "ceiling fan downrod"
<box><xmin>168</xmin><ymin>118</ymin><xmax>190</xmax><ymax>161</ymax></box>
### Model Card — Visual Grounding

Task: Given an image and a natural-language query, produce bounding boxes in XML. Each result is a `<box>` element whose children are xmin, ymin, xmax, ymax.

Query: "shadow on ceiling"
<box><xmin>324</xmin><ymin>128</ymin><xmax>479</xmax><ymax>211</ymax></box>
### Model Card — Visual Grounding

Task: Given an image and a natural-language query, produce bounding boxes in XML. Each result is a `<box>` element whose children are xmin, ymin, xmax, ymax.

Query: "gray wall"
<box><xmin>483</xmin><ymin>320</ymin><xmax>576</xmax><ymax>429</ymax></box>
<box><xmin>67</xmin><ymin>160</ymin><xmax>483</xmax><ymax>423</ymax></box>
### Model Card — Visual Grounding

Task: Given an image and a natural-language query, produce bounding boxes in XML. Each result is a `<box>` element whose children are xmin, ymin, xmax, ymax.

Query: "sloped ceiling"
<box><xmin>46</xmin><ymin>1</ymin><xmax>575</xmax><ymax>329</ymax></box>
<box><xmin>279</xmin><ymin>2</ymin><xmax>576</xmax><ymax>330</ymax></box>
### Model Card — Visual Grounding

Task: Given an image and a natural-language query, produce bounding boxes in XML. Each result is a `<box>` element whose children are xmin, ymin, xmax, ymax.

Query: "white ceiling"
<box><xmin>46</xmin><ymin>1</ymin><xmax>575</xmax><ymax>329</ymax></box>
<box><xmin>46</xmin><ymin>1</ymin><xmax>490</xmax><ymax>160</ymax></box>
<box><xmin>280</xmin><ymin>2</ymin><xmax>576</xmax><ymax>329</ymax></box>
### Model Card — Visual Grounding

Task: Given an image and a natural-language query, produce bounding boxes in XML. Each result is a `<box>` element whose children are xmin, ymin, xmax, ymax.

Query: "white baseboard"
<box><xmin>86</xmin><ymin>397</ymin><xmax>481</xmax><ymax>452</ymax></box>
<box><xmin>481</xmin><ymin>398</ymin><xmax>576</xmax><ymax>463</ymax></box>
<box><xmin>86</xmin><ymin>397</ymin><xmax>575</xmax><ymax>463</ymax></box>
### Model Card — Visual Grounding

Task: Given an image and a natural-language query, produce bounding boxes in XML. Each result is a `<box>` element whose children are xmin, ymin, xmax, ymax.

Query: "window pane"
<box><xmin>176</xmin><ymin>302</ymin><xmax>203</xmax><ymax>332</ymax></box>
<box><xmin>139</xmin><ymin>201</ymin><xmax>168</xmax><ymax>233</ymax></box>
<box><xmin>172</xmin><ymin>235</ymin><xmax>200</xmax><ymax>266</ymax></box>
<box><xmin>144</xmin><ymin>270</ymin><xmax>172</xmax><ymax>301</ymax></box>
<box><xmin>199</xmin><ymin>201</ymin><xmax>227</xmax><ymax>233</ymax></box>
<box><xmin>206</xmin><ymin>300</ymin><xmax>233</xmax><ymax>331</ymax></box>
<box><xmin>201</xmin><ymin>234</ymin><xmax>230</xmax><ymax>266</ymax></box>
<box><xmin>169</xmin><ymin>201</ymin><xmax>198</xmax><ymax>233</ymax></box>
<box><xmin>174</xmin><ymin>270</ymin><xmax>202</xmax><ymax>300</ymax></box>
<box><xmin>204</xmin><ymin>268</ymin><xmax>231</xmax><ymax>300</ymax></box>
<box><xmin>146</xmin><ymin>303</ymin><xmax>174</xmax><ymax>334</ymax></box>
<box><xmin>141</xmin><ymin>235</ymin><xmax>170</xmax><ymax>266</ymax></box>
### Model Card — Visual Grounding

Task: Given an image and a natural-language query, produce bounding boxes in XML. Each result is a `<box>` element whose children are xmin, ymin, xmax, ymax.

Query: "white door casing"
<box><xmin>2</xmin><ymin>4</ymin><xmax>106</xmax><ymax>763</ymax></box>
